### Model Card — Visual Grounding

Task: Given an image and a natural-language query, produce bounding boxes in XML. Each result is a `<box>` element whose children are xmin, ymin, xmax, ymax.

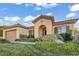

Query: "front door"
<box><xmin>39</xmin><ymin>25</ymin><xmax>47</xmax><ymax>37</ymax></box>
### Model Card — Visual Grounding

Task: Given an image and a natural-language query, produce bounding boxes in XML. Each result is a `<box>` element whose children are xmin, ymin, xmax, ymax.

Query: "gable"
<box><xmin>34</xmin><ymin>18</ymin><xmax>53</xmax><ymax>27</ymax></box>
<box><xmin>32</xmin><ymin>15</ymin><xmax>54</xmax><ymax>24</ymax></box>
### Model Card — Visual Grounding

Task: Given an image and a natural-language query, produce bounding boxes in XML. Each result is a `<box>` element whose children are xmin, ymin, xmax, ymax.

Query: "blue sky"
<box><xmin>0</xmin><ymin>3</ymin><xmax>79</xmax><ymax>27</ymax></box>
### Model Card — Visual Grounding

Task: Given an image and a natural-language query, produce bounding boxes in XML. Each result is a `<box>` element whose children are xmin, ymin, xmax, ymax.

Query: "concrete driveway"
<box><xmin>10</xmin><ymin>41</ymin><xmax>35</xmax><ymax>45</ymax></box>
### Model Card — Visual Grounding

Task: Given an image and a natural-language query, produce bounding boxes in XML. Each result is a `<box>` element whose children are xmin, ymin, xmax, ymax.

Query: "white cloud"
<box><xmin>4</xmin><ymin>17</ymin><xmax>10</xmax><ymax>21</ymax></box>
<box><xmin>66</xmin><ymin>13</ymin><xmax>76</xmax><ymax>18</ymax></box>
<box><xmin>45</xmin><ymin>13</ymin><xmax>52</xmax><ymax>15</ymax></box>
<box><xmin>35</xmin><ymin>3</ymin><xmax>58</xmax><ymax>8</ymax></box>
<box><xmin>34</xmin><ymin>3</ymin><xmax>58</xmax><ymax>11</ymax></box>
<box><xmin>23</xmin><ymin>15</ymin><xmax>40</xmax><ymax>22</ymax></box>
<box><xmin>35</xmin><ymin>7</ymin><xmax>42</xmax><ymax>10</ymax></box>
<box><xmin>23</xmin><ymin>16</ymin><xmax>35</xmax><ymax>22</ymax></box>
<box><xmin>15</xmin><ymin>3</ymin><xmax>23</xmax><ymax>5</ymax></box>
<box><xmin>4</xmin><ymin>16</ymin><xmax>21</xmax><ymax>22</ymax></box>
<box><xmin>12</xmin><ymin>17</ymin><xmax>20</xmax><ymax>21</ymax></box>
<box><xmin>0</xmin><ymin>0</ymin><xmax>79</xmax><ymax>3</ymax></box>
<box><xmin>70</xmin><ymin>4</ymin><xmax>79</xmax><ymax>12</ymax></box>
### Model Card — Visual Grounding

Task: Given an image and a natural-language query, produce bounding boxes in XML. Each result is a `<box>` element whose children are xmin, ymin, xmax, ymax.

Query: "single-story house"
<box><xmin>1</xmin><ymin>15</ymin><xmax>78</xmax><ymax>41</ymax></box>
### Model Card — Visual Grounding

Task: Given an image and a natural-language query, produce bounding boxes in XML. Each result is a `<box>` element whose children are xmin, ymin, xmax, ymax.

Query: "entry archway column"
<box><xmin>34</xmin><ymin>26</ymin><xmax>39</xmax><ymax>38</ymax></box>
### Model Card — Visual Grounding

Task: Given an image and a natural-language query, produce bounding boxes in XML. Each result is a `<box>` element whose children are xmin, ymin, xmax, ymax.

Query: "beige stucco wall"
<box><xmin>33</xmin><ymin>18</ymin><xmax>75</xmax><ymax>38</ymax></box>
<box><xmin>34</xmin><ymin>19</ymin><xmax>53</xmax><ymax>38</ymax></box>
<box><xmin>18</xmin><ymin>27</ymin><xmax>29</xmax><ymax>36</ymax></box>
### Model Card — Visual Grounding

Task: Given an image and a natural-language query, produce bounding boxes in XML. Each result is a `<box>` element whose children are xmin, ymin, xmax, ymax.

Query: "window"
<box><xmin>66</xmin><ymin>26</ymin><xmax>70</xmax><ymax>32</ymax></box>
<box><xmin>29</xmin><ymin>30</ymin><xmax>34</xmax><ymax>38</ymax></box>
<box><xmin>55</xmin><ymin>26</ymin><xmax>70</xmax><ymax>34</ymax></box>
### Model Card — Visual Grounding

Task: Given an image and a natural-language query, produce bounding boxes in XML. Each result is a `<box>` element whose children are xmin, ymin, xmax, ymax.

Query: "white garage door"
<box><xmin>5</xmin><ymin>30</ymin><xmax>16</xmax><ymax>41</ymax></box>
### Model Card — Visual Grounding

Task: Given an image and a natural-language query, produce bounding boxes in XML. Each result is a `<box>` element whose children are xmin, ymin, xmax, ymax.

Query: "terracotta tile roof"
<box><xmin>3</xmin><ymin>23</ymin><xmax>29</xmax><ymax>29</ymax></box>
<box><xmin>28</xmin><ymin>26</ymin><xmax>34</xmax><ymax>29</ymax></box>
<box><xmin>32</xmin><ymin>15</ymin><xmax>54</xmax><ymax>23</ymax></box>
<box><xmin>52</xmin><ymin>18</ymin><xmax>78</xmax><ymax>26</ymax></box>
<box><xmin>0</xmin><ymin>26</ymin><xmax>8</xmax><ymax>29</ymax></box>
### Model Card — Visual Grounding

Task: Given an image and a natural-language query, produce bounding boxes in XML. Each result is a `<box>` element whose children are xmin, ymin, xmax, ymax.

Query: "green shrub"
<box><xmin>35</xmin><ymin>41</ymin><xmax>60</xmax><ymax>53</ymax></box>
<box><xmin>37</xmin><ymin>34</ymin><xmax>61</xmax><ymax>41</ymax></box>
<box><xmin>20</xmin><ymin>34</ymin><xmax>34</xmax><ymax>39</ymax></box>
<box><xmin>35</xmin><ymin>34</ymin><xmax>64</xmax><ymax>44</ymax></box>
<box><xmin>0</xmin><ymin>39</ymin><xmax>9</xmax><ymax>43</ymax></box>
<box><xmin>0</xmin><ymin>29</ymin><xmax>3</xmax><ymax>36</ymax></box>
<box><xmin>20</xmin><ymin>34</ymin><xmax>29</xmax><ymax>39</ymax></box>
<box><xmin>17</xmin><ymin>34</ymin><xmax>64</xmax><ymax>42</ymax></box>
<box><xmin>28</xmin><ymin>34</ymin><xmax>34</xmax><ymax>38</ymax></box>
<box><xmin>60</xmin><ymin>33</ymin><xmax>72</xmax><ymax>42</ymax></box>
<box><xmin>35</xmin><ymin>41</ymin><xmax>79</xmax><ymax>53</ymax></box>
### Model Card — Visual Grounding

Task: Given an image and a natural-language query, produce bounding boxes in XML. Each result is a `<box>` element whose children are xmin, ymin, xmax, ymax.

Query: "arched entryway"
<box><xmin>39</xmin><ymin>25</ymin><xmax>47</xmax><ymax>37</ymax></box>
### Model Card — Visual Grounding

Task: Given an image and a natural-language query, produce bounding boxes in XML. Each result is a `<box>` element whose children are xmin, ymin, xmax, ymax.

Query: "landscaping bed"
<box><xmin>35</xmin><ymin>41</ymin><xmax>79</xmax><ymax>56</ymax></box>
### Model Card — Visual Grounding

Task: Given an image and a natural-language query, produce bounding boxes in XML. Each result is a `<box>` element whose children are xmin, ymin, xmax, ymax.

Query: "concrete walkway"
<box><xmin>10</xmin><ymin>41</ymin><xmax>35</xmax><ymax>45</ymax></box>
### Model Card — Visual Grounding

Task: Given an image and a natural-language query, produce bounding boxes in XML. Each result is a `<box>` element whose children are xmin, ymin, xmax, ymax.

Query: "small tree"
<box><xmin>0</xmin><ymin>29</ymin><xmax>3</xmax><ymax>36</ymax></box>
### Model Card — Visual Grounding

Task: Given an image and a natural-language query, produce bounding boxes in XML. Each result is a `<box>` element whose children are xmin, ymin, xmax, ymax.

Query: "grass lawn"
<box><xmin>0</xmin><ymin>42</ymin><xmax>53</xmax><ymax>56</ymax></box>
<box><xmin>0</xmin><ymin>40</ymin><xmax>79</xmax><ymax>56</ymax></box>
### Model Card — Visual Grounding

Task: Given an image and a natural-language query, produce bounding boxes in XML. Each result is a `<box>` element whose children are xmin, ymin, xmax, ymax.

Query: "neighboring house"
<box><xmin>1</xmin><ymin>15</ymin><xmax>78</xmax><ymax>41</ymax></box>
